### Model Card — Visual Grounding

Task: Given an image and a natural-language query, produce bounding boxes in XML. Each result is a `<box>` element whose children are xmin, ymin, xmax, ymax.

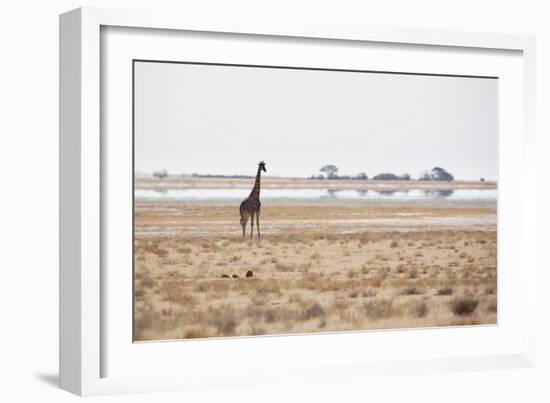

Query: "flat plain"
<box><xmin>133</xmin><ymin>177</ymin><xmax>497</xmax><ymax>341</ymax></box>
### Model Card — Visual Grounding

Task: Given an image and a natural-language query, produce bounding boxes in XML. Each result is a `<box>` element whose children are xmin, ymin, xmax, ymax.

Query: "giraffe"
<box><xmin>240</xmin><ymin>161</ymin><xmax>266</xmax><ymax>239</ymax></box>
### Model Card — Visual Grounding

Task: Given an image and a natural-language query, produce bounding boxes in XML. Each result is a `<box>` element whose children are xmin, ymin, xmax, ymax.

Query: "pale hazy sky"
<box><xmin>134</xmin><ymin>61</ymin><xmax>497</xmax><ymax>180</ymax></box>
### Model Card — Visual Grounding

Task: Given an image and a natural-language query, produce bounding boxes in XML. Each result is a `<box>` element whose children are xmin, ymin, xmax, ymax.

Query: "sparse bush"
<box><xmin>400</xmin><ymin>173</ymin><xmax>411</xmax><ymax>181</ymax></box>
<box><xmin>195</xmin><ymin>282</ymin><xmax>210</xmax><ymax>293</ymax></box>
<box><xmin>152</xmin><ymin>169</ymin><xmax>168</xmax><ymax>179</ymax></box>
<box><xmin>437</xmin><ymin>287</ymin><xmax>453</xmax><ymax>296</ymax></box>
<box><xmin>361</xmin><ymin>289</ymin><xmax>377</xmax><ymax>298</ymax></box>
<box><xmin>184</xmin><ymin>327</ymin><xmax>209</xmax><ymax>339</ymax></box>
<box><xmin>373</xmin><ymin>173</ymin><xmax>400</xmax><ymax>181</ymax></box>
<box><xmin>401</xmin><ymin>286</ymin><xmax>423</xmax><ymax>295</ymax></box>
<box><xmin>411</xmin><ymin>301</ymin><xmax>429</xmax><ymax>318</ymax></box>
<box><xmin>310</xmin><ymin>251</ymin><xmax>321</xmax><ymax>261</ymax></box>
<box><xmin>363</xmin><ymin>299</ymin><xmax>397</xmax><ymax>319</ymax></box>
<box><xmin>210</xmin><ymin>310</ymin><xmax>238</xmax><ymax>335</ymax></box>
<box><xmin>368</xmin><ymin>276</ymin><xmax>384</xmax><ymax>288</ymax></box>
<box><xmin>141</xmin><ymin>275</ymin><xmax>157</xmax><ymax>289</ymax></box>
<box><xmin>451</xmin><ymin>296</ymin><xmax>479</xmax><ymax>316</ymax></box>
<box><xmin>156</xmin><ymin>248</ymin><xmax>169</xmax><ymax>258</ymax></box>
<box><xmin>256</xmin><ymin>280</ymin><xmax>281</xmax><ymax>294</ymax></box>
<box><xmin>275</xmin><ymin>262</ymin><xmax>295</xmax><ymax>272</ymax></box>
<box><xmin>418</xmin><ymin>170</ymin><xmax>432</xmax><ymax>181</ymax></box>
<box><xmin>288</xmin><ymin>293</ymin><xmax>302</xmax><ymax>303</ymax></box>
<box><xmin>349</xmin><ymin>290</ymin><xmax>360</xmax><ymax>298</ymax></box>
<box><xmin>172</xmin><ymin>292</ymin><xmax>197</xmax><ymax>306</ymax></box>
<box><xmin>302</xmin><ymin>302</ymin><xmax>325</xmax><ymax>320</ymax></box>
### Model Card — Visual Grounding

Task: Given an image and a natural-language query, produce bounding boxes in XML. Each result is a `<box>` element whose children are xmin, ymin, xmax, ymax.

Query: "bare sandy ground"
<box><xmin>135</xmin><ymin>204</ymin><xmax>496</xmax><ymax>237</ymax></box>
<box><xmin>134</xmin><ymin>203</ymin><xmax>497</xmax><ymax>341</ymax></box>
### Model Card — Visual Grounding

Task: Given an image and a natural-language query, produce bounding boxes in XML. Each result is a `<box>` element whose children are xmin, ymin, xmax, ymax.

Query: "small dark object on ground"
<box><xmin>221</xmin><ymin>274</ymin><xmax>230</xmax><ymax>278</ymax></box>
<box><xmin>246</xmin><ymin>270</ymin><xmax>254</xmax><ymax>278</ymax></box>
<box><xmin>232</xmin><ymin>274</ymin><xmax>239</xmax><ymax>278</ymax></box>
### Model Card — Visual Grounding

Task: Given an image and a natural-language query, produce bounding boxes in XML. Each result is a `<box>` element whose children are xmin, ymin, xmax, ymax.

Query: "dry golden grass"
<box><xmin>133</xmin><ymin>210</ymin><xmax>497</xmax><ymax>341</ymax></box>
<box><xmin>132</xmin><ymin>196</ymin><xmax>497</xmax><ymax>341</ymax></box>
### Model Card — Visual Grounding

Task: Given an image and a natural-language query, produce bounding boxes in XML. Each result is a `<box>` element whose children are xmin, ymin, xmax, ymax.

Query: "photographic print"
<box><xmin>133</xmin><ymin>61</ymin><xmax>497</xmax><ymax>341</ymax></box>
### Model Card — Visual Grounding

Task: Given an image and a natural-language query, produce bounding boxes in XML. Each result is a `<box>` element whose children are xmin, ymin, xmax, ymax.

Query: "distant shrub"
<box><xmin>451</xmin><ymin>296</ymin><xmax>479</xmax><ymax>316</ymax></box>
<box><xmin>401</xmin><ymin>286</ymin><xmax>423</xmax><ymax>295</ymax></box>
<box><xmin>437</xmin><ymin>287</ymin><xmax>453</xmax><ymax>296</ymax></box>
<box><xmin>152</xmin><ymin>169</ymin><xmax>168</xmax><ymax>179</ymax></box>
<box><xmin>210</xmin><ymin>311</ymin><xmax>238</xmax><ymax>335</ymax></box>
<box><xmin>184</xmin><ymin>327</ymin><xmax>209</xmax><ymax>339</ymax></box>
<box><xmin>319</xmin><ymin>164</ymin><xmax>339</xmax><ymax>179</ymax></box>
<box><xmin>361</xmin><ymin>289</ymin><xmax>377</xmax><ymax>298</ymax></box>
<box><xmin>348</xmin><ymin>290</ymin><xmax>360</xmax><ymax>298</ymax></box>
<box><xmin>301</xmin><ymin>303</ymin><xmax>325</xmax><ymax>320</ymax></box>
<box><xmin>431</xmin><ymin>167</ymin><xmax>454</xmax><ymax>181</ymax></box>
<box><xmin>373</xmin><ymin>173</ymin><xmax>400</xmax><ymax>181</ymax></box>
<box><xmin>372</xmin><ymin>173</ymin><xmax>411</xmax><ymax>181</ymax></box>
<box><xmin>363</xmin><ymin>299</ymin><xmax>400</xmax><ymax>319</ymax></box>
<box><xmin>418</xmin><ymin>167</ymin><xmax>454</xmax><ymax>181</ymax></box>
<box><xmin>418</xmin><ymin>171</ymin><xmax>432</xmax><ymax>181</ymax></box>
<box><xmin>411</xmin><ymin>301</ymin><xmax>429</xmax><ymax>318</ymax></box>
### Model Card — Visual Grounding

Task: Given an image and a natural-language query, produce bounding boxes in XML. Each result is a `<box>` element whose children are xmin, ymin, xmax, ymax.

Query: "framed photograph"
<box><xmin>60</xmin><ymin>7</ymin><xmax>537</xmax><ymax>396</ymax></box>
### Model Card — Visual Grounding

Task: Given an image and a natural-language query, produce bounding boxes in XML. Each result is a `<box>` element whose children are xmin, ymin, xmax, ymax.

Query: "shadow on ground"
<box><xmin>35</xmin><ymin>373</ymin><xmax>59</xmax><ymax>388</ymax></box>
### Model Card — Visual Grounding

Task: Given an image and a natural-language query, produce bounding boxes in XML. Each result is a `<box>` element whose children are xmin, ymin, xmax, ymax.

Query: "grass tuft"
<box><xmin>451</xmin><ymin>296</ymin><xmax>479</xmax><ymax>316</ymax></box>
<box><xmin>437</xmin><ymin>287</ymin><xmax>453</xmax><ymax>296</ymax></box>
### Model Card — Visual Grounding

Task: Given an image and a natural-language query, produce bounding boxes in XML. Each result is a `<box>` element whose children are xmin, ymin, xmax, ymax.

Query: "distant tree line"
<box><xmin>149</xmin><ymin>165</ymin><xmax>458</xmax><ymax>182</ymax></box>
<box><xmin>310</xmin><ymin>165</ymin><xmax>455</xmax><ymax>181</ymax></box>
<box><xmin>372</xmin><ymin>173</ymin><xmax>411</xmax><ymax>181</ymax></box>
<box><xmin>189</xmin><ymin>173</ymin><xmax>255</xmax><ymax>179</ymax></box>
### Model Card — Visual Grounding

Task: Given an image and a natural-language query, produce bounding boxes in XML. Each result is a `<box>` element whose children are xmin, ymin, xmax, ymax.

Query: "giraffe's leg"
<box><xmin>250</xmin><ymin>212</ymin><xmax>254</xmax><ymax>239</ymax></box>
<box><xmin>256</xmin><ymin>209</ymin><xmax>260</xmax><ymax>239</ymax></box>
<box><xmin>240</xmin><ymin>210</ymin><xmax>248</xmax><ymax>237</ymax></box>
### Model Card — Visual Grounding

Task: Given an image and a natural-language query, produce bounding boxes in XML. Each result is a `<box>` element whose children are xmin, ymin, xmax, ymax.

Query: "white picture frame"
<box><xmin>59</xmin><ymin>6</ymin><xmax>537</xmax><ymax>396</ymax></box>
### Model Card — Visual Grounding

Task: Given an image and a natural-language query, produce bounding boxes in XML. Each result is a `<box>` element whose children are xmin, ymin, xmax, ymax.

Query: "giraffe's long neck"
<box><xmin>249</xmin><ymin>167</ymin><xmax>262</xmax><ymax>199</ymax></box>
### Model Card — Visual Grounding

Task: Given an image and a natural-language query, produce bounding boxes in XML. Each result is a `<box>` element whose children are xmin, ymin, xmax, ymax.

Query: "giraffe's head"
<box><xmin>258</xmin><ymin>161</ymin><xmax>267</xmax><ymax>173</ymax></box>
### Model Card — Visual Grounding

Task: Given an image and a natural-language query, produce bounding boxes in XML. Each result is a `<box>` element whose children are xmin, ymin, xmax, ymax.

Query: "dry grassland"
<box><xmin>134</xmin><ymin>204</ymin><xmax>496</xmax><ymax>341</ymax></box>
